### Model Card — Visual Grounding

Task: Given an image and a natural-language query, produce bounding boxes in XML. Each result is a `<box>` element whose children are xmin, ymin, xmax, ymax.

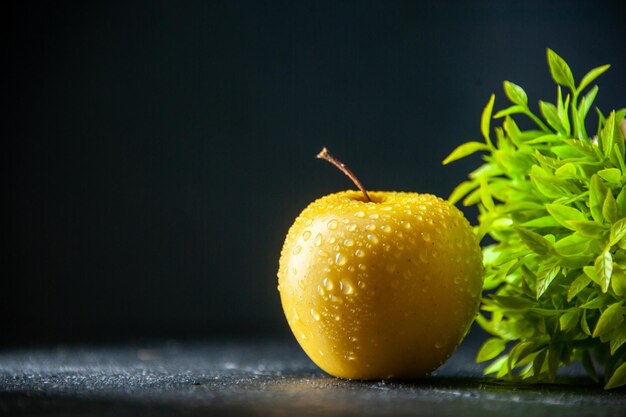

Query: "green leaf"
<box><xmin>481</xmin><ymin>94</ymin><xmax>496</xmax><ymax>147</ymax></box>
<box><xmin>567</xmin><ymin>273</ymin><xmax>591</xmax><ymax>302</ymax></box>
<box><xmin>540</xmin><ymin>101</ymin><xmax>564</xmax><ymax>134</ymax></box>
<box><xmin>546</xmin><ymin>48</ymin><xmax>575</xmax><ymax>88</ymax></box>
<box><xmin>605</xmin><ymin>361</ymin><xmax>626</xmax><ymax>389</ymax></box>
<box><xmin>448</xmin><ymin>180</ymin><xmax>479</xmax><ymax>205</ymax></box>
<box><xmin>547</xmin><ymin>344</ymin><xmax>560</xmax><ymax>381</ymax></box>
<box><xmin>503</xmin><ymin>81</ymin><xmax>528</xmax><ymax>106</ymax></box>
<box><xmin>581</xmin><ymin>309</ymin><xmax>592</xmax><ymax>335</ymax></box>
<box><xmin>610</xmin><ymin>218</ymin><xmax>626</xmax><ymax>246</ymax></box>
<box><xmin>556</xmin><ymin>87</ymin><xmax>571</xmax><ymax>135</ymax></box>
<box><xmin>493</xmin><ymin>105</ymin><xmax>526</xmax><ymax>119</ymax></box>
<box><xmin>593</xmin><ymin>302</ymin><xmax>624</xmax><ymax>338</ymax></box>
<box><xmin>514</xmin><ymin>226</ymin><xmax>553</xmax><ymax>255</ymax></box>
<box><xmin>597</xmin><ymin>168</ymin><xmax>622</xmax><ymax>184</ymax></box>
<box><xmin>566</xmin><ymin>220</ymin><xmax>606</xmax><ymax>238</ymax></box>
<box><xmin>577</xmin><ymin>64</ymin><xmax>610</xmax><ymax>94</ymax></box>
<box><xmin>508</xmin><ymin>341</ymin><xmax>541</xmax><ymax>370</ymax></box>
<box><xmin>580</xmin><ymin>293</ymin><xmax>611</xmax><ymax>309</ymax></box>
<box><xmin>483</xmin><ymin>355</ymin><xmax>508</xmax><ymax>376</ymax></box>
<box><xmin>555</xmin><ymin>234</ymin><xmax>590</xmax><ymax>256</ymax></box>
<box><xmin>533</xmin><ymin>349</ymin><xmax>547</xmax><ymax>377</ymax></box>
<box><xmin>611</xmin><ymin>265</ymin><xmax>626</xmax><ymax>297</ymax></box>
<box><xmin>617</xmin><ymin>188</ymin><xmax>626</xmax><ymax>218</ymax></box>
<box><xmin>600</xmin><ymin>111</ymin><xmax>616</xmax><ymax>159</ymax></box>
<box><xmin>594</xmin><ymin>250</ymin><xmax>613</xmax><ymax>293</ymax></box>
<box><xmin>579</xmin><ymin>85</ymin><xmax>599</xmax><ymax>120</ymax></box>
<box><xmin>522</xmin><ymin>216</ymin><xmax>561</xmax><ymax>229</ymax></box>
<box><xmin>536</xmin><ymin>264</ymin><xmax>560</xmax><ymax>299</ymax></box>
<box><xmin>442</xmin><ymin>141</ymin><xmax>489</xmax><ymax>165</ymax></box>
<box><xmin>554</xmin><ymin>162</ymin><xmax>578</xmax><ymax>178</ymax></box>
<box><xmin>572</xmin><ymin>106</ymin><xmax>586</xmax><ymax>140</ymax></box>
<box><xmin>589</xmin><ymin>175</ymin><xmax>608</xmax><ymax>222</ymax></box>
<box><xmin>480</xmin><ymin>177</ymin><xmax>496</xmax><ymax>211</ymax></box>
<box><xmin>560</xmin><ymin>310</ymin><xmax>580</xmax><ymax>331</ymax></box>
<box><xmin>491</xmin><ymin>295</ymin><xmax>535</xmax><ymax>310</ymax></box>
<box><xmin>610</xmin><ymin>323</ymin><xmax>626</xmax><ymax>355</ymax></box>
<box><xmin>525</xmin><ymin>134</ymin><xmax>562</xmax><ymax>145</ymax></box>
<box><xmin>611</xmin><ymin>118</ymin><xmax>626</xmax><ymax>167</ymax></box>
<box><xmin>602</xmin><ymin>190</ymin><xmax>619</xmax><ymax>223</ymax></box>
<box><xmin>546</xmin><ymin>204</ymin><xmax>586</xmax><ymax>229</ymax></box>
<box><xmin>477</xmin><ymin>338</ymin><xmax>507</xmax><ymax>362</ymax></box>
<box><xmin>530</xmin><ymin>166</ymin><xmax>573</xmax><ymax>199</ymax></box>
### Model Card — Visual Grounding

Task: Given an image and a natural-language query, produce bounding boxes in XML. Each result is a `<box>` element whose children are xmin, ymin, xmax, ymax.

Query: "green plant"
<box><xmin>443</xmin><ymin>48</ymin><xmax>626</xmax><ymax>389</ymax></box>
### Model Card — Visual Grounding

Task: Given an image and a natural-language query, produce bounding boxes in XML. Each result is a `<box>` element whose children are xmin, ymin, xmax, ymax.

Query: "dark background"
<box><xmin>5</xmin><ymin>0</ymin><xmax>626</xmax><ymax>346</ymax></box>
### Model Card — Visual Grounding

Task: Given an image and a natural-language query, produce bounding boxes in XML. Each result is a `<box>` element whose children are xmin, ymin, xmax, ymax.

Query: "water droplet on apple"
<box><xmin>435</xmin><ymin>342</ymin><xmax>444</xmax><ymax>349</ymax></box>
<box><xmin>357</xmin><ymin>280</ymin><xmax>366</xmax><ymax>288</ymax></box>
<box><xmin>327</xmin><ymin>219</ymin><xmax>338</xmax><ymax>230</ymax></box>
<box><xmin>355</xmin><ymin>211</ymin><xmax>365</xmax><ymax>218</ymax></box>
<box><xmin>335</xmin><ymin>252</ymin><xmax>347</xmax><ymax>266</ymax></box>
<box><xmin>369</xmin><ymin>213</ymin><xmax>379</xmax><ymax>219</ymax></box>
<box><xmin>291</xmin><ymin>267</ymin><xmax>298</xmax><ymax>275</ymax></box>
<box><xmin>333</xmin><ymin>314</ymin><xmax>341</xmax><ymax>321</ymax></box>
<box><xmin>403</xmin><ymin>222</ymin><xmax>412</xmax><ymax>230</ymax></box>
<box><xmin>355</xmin><ymin>249</ymin><xmax>365</xmax><ymax>257</ymax></box>
<box><xmin>347</xmin><ymin>224</ymin><xmax>357</xmax><ymax>232</ymax></box>
<box><xmin>340</xmin><ymin>279</ymin><xmax>354</xmax><ymax>295</ymax></box>
<box><xmin>323</xmin><ymin>277</ymin><xmax>334</xmax><ymax>290</ymax></box>
<box><xmin>422</xmin><ymin>232</ymin><xmax>431</xmax><ymax>242</ymax></box>
<box><xmin>310</xmin><ymin>309</ymin><xmax>321</xmax><ymax>321</ymax></box>
<box><xmin>317</xmin><ymin>285</ymin><xmax>325</xmax><ymax>296</ymax></box>
<box><xmin>381</xmin><ymin>225</ymin><xmax>391</xmax><ymax>233</ymax></box>
<box><xmin>367</xmin><ymin>234</ymin><xmax>379</xmax><ymax>244</ymax></box>
<box><xmin>292</xmin><ymin>245</ymin><xmax>302</xmax><ymax>255</ymax></box>
<box><xmin>365</xmin><ymin>224</ymin><xmax>376</xmax><ymax>231</ymax></box>
<box><xmin>358</xmin><ymin>263</ymin><xmax>367</xmax><ymax>271</ymax></box>
<box><xmin>344</xmin><ymin>239</ymin><xmax>355</xmax><ymax>247</ymax></box>
<box><xmin>302</xmin><ymin>230</ymin><xmax>311</xmax><ymax>241</ymax></box>
<box><xmin>314</xmin><ymin>233</ymin><xmax>322</xmax><ymax>247</ymax></box>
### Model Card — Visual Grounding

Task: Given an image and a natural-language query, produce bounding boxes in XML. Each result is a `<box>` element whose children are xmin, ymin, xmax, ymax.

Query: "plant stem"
<box><xmin>316</xmin><ymin>147</ymin><xmax>372</xmax><ymax>202</ymax></box>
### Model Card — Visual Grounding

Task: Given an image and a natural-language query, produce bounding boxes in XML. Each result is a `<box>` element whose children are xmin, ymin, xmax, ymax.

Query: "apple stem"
<box><xmin>316</xmin><ymin>147</ymin><xmax>372</xmax><ymax>202</ymax></box>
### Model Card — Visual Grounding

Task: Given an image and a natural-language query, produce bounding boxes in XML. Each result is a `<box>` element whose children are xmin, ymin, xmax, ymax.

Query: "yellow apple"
<box><xmin>277</xmin><ymin>149</ymin><xmax>483</xmax><ymax>379</ymax></box>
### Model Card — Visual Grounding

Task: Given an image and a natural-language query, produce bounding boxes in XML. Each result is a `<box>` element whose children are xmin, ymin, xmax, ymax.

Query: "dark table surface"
<box><xmin>1</xmin><ymin>337</ymin><xmax>625</xmax><ymax>417</ymax></box>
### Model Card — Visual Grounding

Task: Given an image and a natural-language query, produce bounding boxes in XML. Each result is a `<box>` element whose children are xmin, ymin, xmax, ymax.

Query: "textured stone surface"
<box><xmin>0</xmin><ymin>338</ymin><xmax>624</xmax><ymax>417</ymax></box>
